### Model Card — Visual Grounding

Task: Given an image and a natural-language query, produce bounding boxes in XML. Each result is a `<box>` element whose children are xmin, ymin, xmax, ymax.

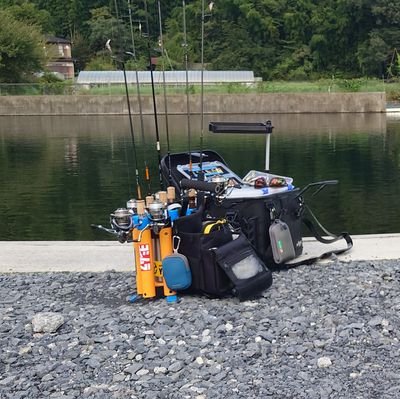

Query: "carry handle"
<box><xmin>295</xmin><ymin>180</ymin><xmax>338</xmax><ymax>198</ymax></box>
<box><xmin>180</xmin><ymin>178</ymin><xmax>225</xmax><ymax>194</ymax></box>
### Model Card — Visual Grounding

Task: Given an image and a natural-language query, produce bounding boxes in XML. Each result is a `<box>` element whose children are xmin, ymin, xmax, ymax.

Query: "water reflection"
<box><xmin>0</xmin><ymin>112</ymin><xmax>387</xmax><ymax>137</ymax></box>
<box><xmin>64</xmin><ymin>138</ymin><xmax>79</xmax><ymax>175</ymax></box>
<box><xmin>0</xmin><ymin>113</ymin><xmax>399</xmax><ymax>240</ymax></box>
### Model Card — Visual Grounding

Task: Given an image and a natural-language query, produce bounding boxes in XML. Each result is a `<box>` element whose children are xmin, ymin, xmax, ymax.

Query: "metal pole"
<box><xmin>265</xmin><ymin>135</ymin><xmax>270</xmax><ymax>172</ymax></box>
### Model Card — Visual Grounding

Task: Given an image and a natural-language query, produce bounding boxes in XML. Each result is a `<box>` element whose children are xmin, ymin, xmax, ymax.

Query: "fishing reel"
<box><xmin>111</xmin><ymin>208</ymin><xmax>133</xmax><ymax>231</ymax></box>
<box><xmin>211</xmin><ymin>175</ymin><xmax>229</xmax><ymax>191</ymax></box>
<box><xmin>148</xmin><ymin>201</ymin><xmax>165</xmax><ymax>221</ymax></box>
<box><xmin>126</xmin><ymin>199</ymin><xmax>138</xmax><ymax>213</ymax></box>
<box><xmin>147</xmin><ymin>201</ymin><xmax>168</xmax><ymax>234</ymax></box>
<box><xmin>210</xmin><ymin>175</ymin><xmax>242</xmax><ymax>198</ymax></box>
<box><xmin>90</xmin><ymin>207</ymin><xmax>132</xmax><ymax>243</ymax></box>
<box><xmin>99</xmin><ymin>207</ymin><xmax>132</xmax><ymax>243</ymax></box>
<box><xmin>92</xmin><ymin>192</ymin><xmax>177</xmax><ymax>242</ymax></box>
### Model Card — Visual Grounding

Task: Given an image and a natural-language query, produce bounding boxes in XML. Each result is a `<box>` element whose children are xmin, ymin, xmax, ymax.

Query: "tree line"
<box><xmin>1</xmin><ymin>0</ymin><xmax>400</xmax><ymax>83</ymax></box>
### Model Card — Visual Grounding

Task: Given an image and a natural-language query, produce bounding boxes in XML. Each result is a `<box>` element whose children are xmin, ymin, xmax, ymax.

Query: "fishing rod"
<box><xmin>157</xmin><ymin>0</ymin><xmax>172</xmax><ymax>185</ymax></box>
<box><xmin>198</xmin><ymin>0</ymin><xmax>214</xmax><ymax>181</ymax></box>
<box><xmin>183</xmin><ymin>0</ymin><xmax>192</xmax><ymax>173</ymax></box>
<box><xmin>106</xmin><ymin>39</ymin><xmax>142</xmax><ymax>200</ymax></box>
<box><xmin>111</xmin><ymin>0</ymin><xmax>143</xmax><ymax>199</ymax></box>
<box><xmin>127</xmin><ymin>0</ymin><xmax>145</xmax><ymax>138</ymax></box>
<box><xmin>143</xmin><ymin>0</ymin><xmax>164</xmax><ymax>190</ymax></box>
<box><xmin>112</xmin><ymin>0</ymin><xmax>133</xmax><ymax>195</ymax></box>
<box><xmin>127</xmin><ymin>0</ymin><xmax>152</xmax><ymax>195</ymax></box>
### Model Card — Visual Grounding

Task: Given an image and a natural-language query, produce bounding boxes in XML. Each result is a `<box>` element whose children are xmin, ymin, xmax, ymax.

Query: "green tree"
<box><xmin>87</xmin><ymin>7</ymin><xmax>128</xmax><ymax>55</ymax></box>
<box><xmin>386</xmin><ymin>49</ymin><xmax>400</xmax><ymax>78</ymax></box>
<box><xmin>85</xmin><ymin>55</ymin><xmax>116</xmax><ymax>71</ymax></box>
<box><xmin>372</xmin><ymin>0</ymin><xmax>400</xmax><ymax>25</ymax></box>
<box><xmin>33</xmin><ymin>0</ymin><xmax>108</xmax><ymax>38</ymax></box>
<box><xmin>371</xmin><ymin>0</ymin><xmax>400</xmax><ymax>76</ymax></box>
<box><xmin>5</xmin><ymin>1</ymin><xmax>53</xmax><ymax>33</ymax></box>
<box><xmin>2</xmin><ymin>0</ymin><xmax>400</xmax><ymax>80</ymax></box>
<box><xmin>71</xmin><ymin>31</ymin><xmax>92</xmax><ymax>73</ymax></box>
<box><xmin>0</xmin><ymin>9</ymin><xmax>46</xmax><ymax>83</ymax></box>
<box><xmin>357</xmin><ymin>32</ymin><xmax>389</xmax><ymax>76</ymax></box>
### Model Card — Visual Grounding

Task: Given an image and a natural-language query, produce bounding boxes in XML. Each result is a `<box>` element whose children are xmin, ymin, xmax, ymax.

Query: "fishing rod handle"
<box><xmin>180</xmin><ymin>178</ymin><xmax>221</xmax><ymax>194</ymax></box>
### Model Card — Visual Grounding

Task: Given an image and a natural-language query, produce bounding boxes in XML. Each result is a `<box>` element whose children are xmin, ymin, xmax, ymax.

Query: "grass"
<box><xmin>2</xmin><ymin>77</ymin><xmax>400</xmax><ymax>101</ymax></box>
<box><xmin>78</xmin><ymin>77</ymin><xmax>400</xmax><ymax>101</ymax></box>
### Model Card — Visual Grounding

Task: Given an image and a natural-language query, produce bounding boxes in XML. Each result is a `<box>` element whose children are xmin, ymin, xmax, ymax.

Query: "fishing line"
<box><xmin>157</xmin><ymin>0</ymin><xmax>172</xmax><ymax>184</ymax></box>
<box><xmin>183</xmin><ymin>0</ymin><xmax>192</xmax><ymax>173</ymax></box>
<box><xmin>109</xmin><ymin>0</ymin><xmax>142</xmax><ymax>199</ymax></box>
<box><xmin>122</xmin><ymin>60</ymin><xmax>142</xmax><ymax>200</ymax></box>
<box><xmin>127</xmin><ymin>0</ymin><xmax>152</xmax><ymax>196</ymax></box>
<box><xmin>198</xmin><ymin>0</ymin><xmax>206</xmax><ymax>181</ymax></box>
<box><xmin>144</xmin><ymin>0</ymin><xmax>164</xmax><ymax>190</ymax></box>
<box><xmin>111</xmin><ymin>0</ymin><xmax>132</xmax><ymax>197</ymax></box>
<box><xmin>199</xmin><ymin>0</ymin><xmax>214</xmax><ymax>180</ymax></box>
<box><xmin>127</xmin><ymin>0</ymin><xmax>145</xmax><ymax>138</ymax></box>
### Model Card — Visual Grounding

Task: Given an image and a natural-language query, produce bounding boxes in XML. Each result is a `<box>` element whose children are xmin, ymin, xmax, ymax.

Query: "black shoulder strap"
<box><xmin>283</xmin><ymin>205</ymin><xmax>353</xmax><ymax>269</ymax></box>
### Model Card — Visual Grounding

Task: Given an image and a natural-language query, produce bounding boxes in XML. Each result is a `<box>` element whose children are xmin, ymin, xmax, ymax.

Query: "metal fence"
<box><xmin>0</xmin><ymin>81</ymin><xmax>261</xmax><ymax>96</ymax></box>
<box><xmin>0</xmin><ymin>78</ymin><xmax>391</xmax><ymax>96</ymax></box>
<box><xmin>0</xmin><ymin>83</ymin><xmax>75</xmax><ymax>96</ymax></box>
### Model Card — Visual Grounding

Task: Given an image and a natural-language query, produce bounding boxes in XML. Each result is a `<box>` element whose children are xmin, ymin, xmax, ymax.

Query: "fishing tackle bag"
<box><xmin>172</xmin><ymin>207</ymin><xmax>273</xmax><ymax>299</ymax></box>
<box><xmin>172</xmin><ymin>208</ymin><xmax>233</xmax><ymax>297</ymax></box>
<box><xmin>160</xmin><ymin>150</ymin><xmax>352</xmax><ymax>270</ymax></box>
<box><xmin>204</xmin><ymin>183</ymin><xmax>353</xmax><ymax>269</ymax></box>
<box><xmin>205</xmin><ymin>189</ymin><xmax>304</xmax><ymax>268</ymax></box>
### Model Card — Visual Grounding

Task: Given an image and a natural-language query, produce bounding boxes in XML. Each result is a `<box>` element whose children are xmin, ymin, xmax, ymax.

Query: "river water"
<box><xmin>0</xmin><ymin>112</ymin><xmax>399</xmax><ymax>240</ymax></box>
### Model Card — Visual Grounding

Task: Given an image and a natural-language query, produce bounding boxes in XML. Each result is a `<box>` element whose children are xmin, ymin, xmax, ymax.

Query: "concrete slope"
<box><xmin>300</xmin><ymin>233</ymin><xmax>400</xmax><ymax>263</ymax></box>
<box><xmin>0</xmin><ymin>234</ymin><xmax>399</xmax><ymax>273</ymax></box>
<box><xmin>0</xmin><ymin>241</ymin><xmax>133</xmax><ymax>273</ymax></box>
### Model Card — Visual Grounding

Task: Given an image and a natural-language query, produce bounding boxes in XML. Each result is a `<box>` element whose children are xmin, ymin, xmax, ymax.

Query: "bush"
<box><xmin>287</xmin><ymin>67</ymin><xmax>309</xmax><ymax>81</ymax></box>
<box><xmin>85</xmin><ymin>56</ymin><xmax>116</xmax><ymax>71</ymax></box>
<box><xmin>38</xmin><ymin>73</ymin><xmax>67</xmax><ymax>94</ymax></box>
<box><xmin>335</xmin><ymin>78</ymin><xmax>364</xmax><ymax>92</ymax></box>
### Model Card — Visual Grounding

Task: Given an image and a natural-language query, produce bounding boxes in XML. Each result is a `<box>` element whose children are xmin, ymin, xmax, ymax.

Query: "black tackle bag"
<box><xmin>205</xmin><ymin>189</ymin><xmax>304</xmax><ymax>268</ymax></box>
<box><xmin>173</xmin><ymin>206</ymin><xmax>273</xmax><ymax>299</ymax></box>
<box><xmin>204</xmin><ymin>183</ymin><xmax>353</xmax><ymax>270</ymax></box>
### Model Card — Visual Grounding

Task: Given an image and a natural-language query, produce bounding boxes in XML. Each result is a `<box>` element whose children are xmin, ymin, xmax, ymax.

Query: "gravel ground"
<box><xmin>1</xmin><ymin>259</ymin><xmax>400</xmax><ymax>399</ymax></box>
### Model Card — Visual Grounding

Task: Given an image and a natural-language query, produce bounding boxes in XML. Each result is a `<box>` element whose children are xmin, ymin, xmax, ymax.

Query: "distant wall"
<box><xmin>0</xmin><ymin>92</ymin><xmax>386</xmax><ymax>115</ymax></box>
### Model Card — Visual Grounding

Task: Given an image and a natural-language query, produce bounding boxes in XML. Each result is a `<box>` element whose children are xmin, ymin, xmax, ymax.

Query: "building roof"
<box><xmin>46</xmin><ymin>36</ymin><xmax>71</xmax><ymax>44</ymax></box>
<box><xmin>76</xmin><ymin>70</ymin><xmax>255</xmax><ymax>85</ymax></box>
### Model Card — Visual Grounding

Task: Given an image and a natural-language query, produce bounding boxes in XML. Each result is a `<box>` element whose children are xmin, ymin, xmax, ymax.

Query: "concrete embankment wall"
<box><xmin>0</xmin><ymin>92</ymin><xmax>386</xmax><ymax>116</ymax></box>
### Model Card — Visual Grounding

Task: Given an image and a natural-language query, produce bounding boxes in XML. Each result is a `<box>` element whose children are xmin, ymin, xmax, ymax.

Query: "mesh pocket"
<box><xmin>231</xmin><ymin>254</ymin><xmax>264</xmax><ymax>280</ymax></box>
